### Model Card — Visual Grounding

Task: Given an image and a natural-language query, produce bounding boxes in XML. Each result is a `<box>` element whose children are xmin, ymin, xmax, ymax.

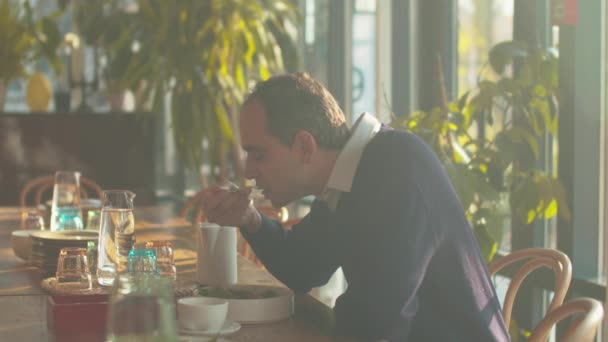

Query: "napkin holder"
<box><xmin>47</xmin><ymin>294</ymin><xmax>109</xmax><ymax>337</ymax></box>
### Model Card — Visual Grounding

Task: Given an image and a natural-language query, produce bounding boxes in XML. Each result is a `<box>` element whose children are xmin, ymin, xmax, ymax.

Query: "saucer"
<box><xmin>178</xmin><ymin>320</ymin><xmax>240</xmax><ymax>336</ymax></box>
<box><xmin>178</xmin><ymin>337</ymin><xmax>236</xmax><ymax>342</ymax></box>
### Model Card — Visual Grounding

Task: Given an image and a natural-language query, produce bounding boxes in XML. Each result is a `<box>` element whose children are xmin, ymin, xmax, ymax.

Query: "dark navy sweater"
<box><xmin>243</xmin><ymin>128</ymin><xmax>510</xmax><ymax>341</ymax></box>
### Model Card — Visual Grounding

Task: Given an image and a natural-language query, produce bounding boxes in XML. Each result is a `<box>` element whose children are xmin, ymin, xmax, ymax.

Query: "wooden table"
<box><xmin>0</xmin><ymin>206</ymin><xmax>334</xmax><ymax>341</ymax></box>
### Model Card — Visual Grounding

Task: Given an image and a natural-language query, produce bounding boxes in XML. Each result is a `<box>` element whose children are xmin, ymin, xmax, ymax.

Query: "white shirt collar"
<box><xmin>319</xmin><ymin>113</ymin><xmax>382</xmax><ymax>209</ymax></box>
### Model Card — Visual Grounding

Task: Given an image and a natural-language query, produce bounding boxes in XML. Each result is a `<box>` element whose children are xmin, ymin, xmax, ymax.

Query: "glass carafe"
<box><xmin>97</xmin><ymin>190</ymin><xmax>136</xmax><ymax>286</ymax></box>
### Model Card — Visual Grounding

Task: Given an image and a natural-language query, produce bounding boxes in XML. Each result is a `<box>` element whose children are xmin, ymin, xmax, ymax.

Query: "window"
<box><xmin>457</xmin><ymin>0</ymin><xmax>514</xmax><ymax>95</ymax></box>
<box><xmin>351</xmin><ymin>0</ymin><xmax>376</xmax><ymax>121</ymax></box>
<box><xmin>300</xmin><ymin>0</ymin><xmax>330</xmax><ymax>86</ymax></box>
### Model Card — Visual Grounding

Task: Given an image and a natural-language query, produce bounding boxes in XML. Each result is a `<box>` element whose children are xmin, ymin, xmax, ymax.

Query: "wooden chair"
<box><xmin>488</xmin><ymin>248</ymin><xmax>572</xmax><ymax>328</ymax></box>
<box><xmin>528</xmin><ymin>297</ymin><xmax>604</xmax><ymax>342</ymax></box>
<box><xmin>19</xmin><ymin>175</ymin><xmax>104</xmax><ymax>207</ymax></box>
<box><xmin>178</xmin><ymin>191</ymin><xmax>207</xmax><ymax>224</ymax></box>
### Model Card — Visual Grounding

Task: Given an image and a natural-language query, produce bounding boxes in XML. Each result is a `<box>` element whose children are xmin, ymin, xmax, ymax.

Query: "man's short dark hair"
<box><xmin>244</xmin><ymin>72</ymin><xmax>350</xmax><ymax>149</ymax></box>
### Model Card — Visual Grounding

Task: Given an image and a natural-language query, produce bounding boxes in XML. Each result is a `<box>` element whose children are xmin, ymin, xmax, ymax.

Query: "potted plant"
<box><xmin>73</xmin><ymin>0</ymin><xmax>299</xmax><ymax>187</ymax></box>
<box><xmin>0</xmin><ymin>0</ymin><xmax>63</xmax><ymax>111</ymax></box>
<box><xmin>391</xmin><ymin>40</ymin><xmax>570</xmax><ymax>262</ymax></box>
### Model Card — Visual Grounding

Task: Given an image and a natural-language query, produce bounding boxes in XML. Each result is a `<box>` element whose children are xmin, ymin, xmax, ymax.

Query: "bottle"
<box><xmin>106</xmin><ymin>274</ymin><xmax>177</xmax><ymax>341</ymax></box>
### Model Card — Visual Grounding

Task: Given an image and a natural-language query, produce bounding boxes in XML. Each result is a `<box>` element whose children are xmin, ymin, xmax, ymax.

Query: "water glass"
<box><xmin>21</xmin><ymin>210</ymin><xmax>45</xmax><ymax>230</ymax></box>
<box><xmin>127</xmin><ymin>249</ymin><xmax>159</xmax><ymax>274</ymax></box>
<box><xmin>50</xmin><ymin>171</ymin><xmax>84</xmax><ymax>231</ymax></box>
<box><xmin>56</xmin><ymin>247</ymin><xmax>92</xmax><ymax>290</ymax></box>
<box><xmin>106</xmin><ymin>274</ymin><xmax>178</xmax><ymax>342</ymax></box>
<box><xmin>145</xmin><ymin>241</ymin><xmax>177</xmax><ymax>280</ymax></box>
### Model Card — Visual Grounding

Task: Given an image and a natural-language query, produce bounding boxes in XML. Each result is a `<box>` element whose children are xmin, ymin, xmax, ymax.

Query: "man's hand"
<box><xmin>200</xmin><ymin>186</ymin><xmax>262</xmax><ymax>233</ymax></box>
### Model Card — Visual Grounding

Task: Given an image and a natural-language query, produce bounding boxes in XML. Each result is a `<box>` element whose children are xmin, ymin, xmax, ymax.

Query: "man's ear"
<box><xmin>292</xmin><ymin>130</ymin><xmax>317</xmax><ymax>163</ymax></box>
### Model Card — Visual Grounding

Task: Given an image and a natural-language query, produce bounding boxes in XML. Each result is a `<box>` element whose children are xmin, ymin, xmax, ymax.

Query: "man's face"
<box><xmin>240</xmin><ymin>100</ymin><xmax>306</xmax><ymax>207</ymax></box>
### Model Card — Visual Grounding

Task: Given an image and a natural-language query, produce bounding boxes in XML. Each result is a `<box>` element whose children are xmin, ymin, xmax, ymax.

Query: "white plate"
<box><xmin>80</xmin><ymin>198</ymin><xmax>102</xmax><ymax>209</ymax></box>
<box><xmin>194</xmin><ymin>285</ymin><xmax>294</xmax><ymax>324</ymax></box>
<box><xmin>30</xmin><ymin>230</ymin><xmax>98</xmax><ymax>242</ymax></box>
<box><xmin>178</xmin><ymin>320</ymin><xmax>240</xmax><ymax>336</ymax></box>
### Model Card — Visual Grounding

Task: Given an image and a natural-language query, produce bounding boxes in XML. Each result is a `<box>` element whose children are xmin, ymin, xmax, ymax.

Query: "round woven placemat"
<box><xmin>41</xmin><ymin>277</ymin><xmax>108</xmax><ymax>295</ymax></box>
<box><xmin>42</xmin><ymin>275</ymin><xmax>201</xmax><ymax>296</ymax></box>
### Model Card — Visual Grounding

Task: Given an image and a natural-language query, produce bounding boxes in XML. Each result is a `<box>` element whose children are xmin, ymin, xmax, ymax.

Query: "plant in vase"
<box><xmin>73</xmin><ymin>0</ymin><xmax>299</xmax><ymax>187</ymax></box>
<box><xmin>0</xmin><ymin>0</ymin><xmax>33</xmax><ymax>109</ymax></box>
<box><xmin>0</xmin><ymin>0</ymin><xmax>63</xmax><ymax>111</ymax></box>
<box><xmin>391</xmin><ymin>40</ymin><xmax>570</xmax><ymax>262</ymax></box>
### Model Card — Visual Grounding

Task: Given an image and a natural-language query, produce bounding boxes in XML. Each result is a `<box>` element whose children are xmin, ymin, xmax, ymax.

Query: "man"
<box><xmin>201</xmin><ymin>72</ymin><xmax>509</xmax><ymax>341</ymax></box>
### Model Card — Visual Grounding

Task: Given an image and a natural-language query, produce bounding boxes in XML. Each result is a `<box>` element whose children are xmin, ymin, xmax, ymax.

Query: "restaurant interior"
<box><xmin>0</xmin><ymin>0</ymin><xmax>606</xmax><ymax>341</ymax></box>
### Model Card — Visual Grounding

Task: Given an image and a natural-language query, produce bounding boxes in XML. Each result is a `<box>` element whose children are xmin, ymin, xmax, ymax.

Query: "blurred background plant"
<box><xmin>72</xmin><ymin>0</ymin><xmax>299</xmax><ymax>187</ymax></box>
<box><xmin>391</xmin><ymin>40</ymin><xmax>570</xmax><ymax>262</ymax></box>
<box><xmin>0</xmin><ymin>0</ymin><xmax>63</xmax><ymax>108</ymax></box>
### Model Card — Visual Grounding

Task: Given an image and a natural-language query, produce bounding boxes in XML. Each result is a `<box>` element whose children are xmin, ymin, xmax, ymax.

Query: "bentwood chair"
<box><xmin>488</xmin><ymin>248</ymin><xmax>572</xmax><ymax>328</ymax></box>
<box><xmin>19</xmin><ymin>175</ymin><xmax>104</xmax><ymax>207</ymax></box>
<box><xmin>178</xmin><ymin>191</ymin><xmax>207</xmax><ymax>225</ymax></box>
<box><xmin>528</xmin><ymin>297</ymin><xmax>604</xmax><ymax>342</ymax></box>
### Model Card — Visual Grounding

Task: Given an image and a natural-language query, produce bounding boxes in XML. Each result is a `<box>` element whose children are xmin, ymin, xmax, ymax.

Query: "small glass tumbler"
<box><xmin>56</xmin><ymin>247</ymin><xmax>93</xmax><ymax>290</ymax></box>
<box><xmin>21</xmin><ymin>210</ymin><xmax>45</xmax><ymax>230</ymax></box>
<box><xmin>50</xmin><ymin>171</ymin><xmax>84</xmax><ymax>231</ymax></box>
<box><xmin>127</xmin><ymin>249</ymin><xmax>159</xmax><ymax>274</ymax></box>
<box><xmin>145</xmin><ymin>241</ymin><xmax>177</xmax><ymax>280</ymax></box>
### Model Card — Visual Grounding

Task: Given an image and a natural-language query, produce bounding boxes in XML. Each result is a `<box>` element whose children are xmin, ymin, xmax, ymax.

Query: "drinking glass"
<box><xmin>145</xmin><ymin>241</ymin><xmax>176</xmax><ymax>280</ymax></box>
<box><xmin>21</xmin><ymin>210</ymin><xmax>45</xmax><ymax>230</ymax></box>
<box><xmin>56</xmin><ymin>247</ymin><xmax>92</xmax><ymax>290</ymax></box>
<box><xmin>50</xmin><ymin>171</ymin><xmax>84</xmax><ymax>231</ymax></box>
<box><xmin>106</xmin><ymin>274</ymin><xmax>178</xmax><ymax>342</ymax></box>
<box><xmin>127</xmin><ymin>249</ymin><xmax>159</xmax><ymax>274</ymax></box>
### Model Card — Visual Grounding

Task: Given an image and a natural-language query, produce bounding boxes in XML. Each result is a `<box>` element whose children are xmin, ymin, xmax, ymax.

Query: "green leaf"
<box><xmin>457</xmin><ymin>91</ymin><xmax>470</xmax><ymax>112</ymax></box>
<box><xmin>551</xmin><ymin>178</ymin><xmax>572</xmax><ymax>221</ymax></box>
<box><xmin>511</xmin><ymin>176</ymin><xmax>539</xmax><ymax>224</ymax></box>
<box><xmin>488</xmin><ymin>40</ymin><xmax>529</xmax><ymax>74</ymax></box>
<box><xmin>544</xmin><ymin>199</ymin><xmax>557</xmax><ymax>218</ymax></box>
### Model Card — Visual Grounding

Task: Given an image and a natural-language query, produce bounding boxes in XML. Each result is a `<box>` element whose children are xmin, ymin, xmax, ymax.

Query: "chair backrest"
<box><xmin>488</xmin><ymin>248</ymin><xmax>572</xmax><ymax>328</ymax></box>
<box><xmin>19</xmin><ymin>175</ymin><xmax>104</xmax><ymax>207</ymax></box>
<box><xmin>178</xmin><ymin>191</ymin><xmax>207</xmax><ymax>224</ymax></box>
<box><xmin>528</xmin><ymin>297</ymin><xmax>604</xmax><ymax>342</ymax></box>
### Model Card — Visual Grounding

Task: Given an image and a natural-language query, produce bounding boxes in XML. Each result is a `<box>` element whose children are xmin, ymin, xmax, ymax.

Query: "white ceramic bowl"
<box><xmin>196</xmin><ymin>285</ymin><xmax>294</xmax><ymax>323</ymax></box>
<box><xmin>11</xmin><ymin>229</ymin><xmax>37</xmax><ymax>260</ymax></box>
<box><xmin>177</xmin><ymin>297</ymin><xmax>228</xmax><ymax>332</ymax></box>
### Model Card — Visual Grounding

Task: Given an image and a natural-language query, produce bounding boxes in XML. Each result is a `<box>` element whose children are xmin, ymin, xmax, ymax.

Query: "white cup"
<box><xmin>196</xmin><ymin>223</ymin><xmax>238</xmax><ymax>286</ymax></box>
<box><xmin>177</xmin><ymin>297</ymin><xmax>228</xmax><ymax>332</ymax></box>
